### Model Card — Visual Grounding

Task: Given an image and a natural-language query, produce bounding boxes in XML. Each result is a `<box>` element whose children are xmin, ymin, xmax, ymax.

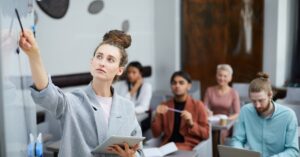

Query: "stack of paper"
<box><xmin>208</xmin><ymin>114</ymin><xmax>228</xmax><ymax>123</ymax></box>
<box><xmin>143</xmin><ymin>142</ymin><xmax>178</xmax><ymax>157</ymax></box>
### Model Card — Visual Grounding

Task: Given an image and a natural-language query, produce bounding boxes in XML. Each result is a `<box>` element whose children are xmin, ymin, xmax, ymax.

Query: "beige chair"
<box><xmin>232</xmin><ymin>83</ymin><xmax>250</xmax><ymax>106</ymax></box>
<box><xmin>283</xmin><ymin>87</ymin><xmax>300</xmax><ymax>102</ymax></box>
<box><xmin>190</xmin><ymin>80</ymin><xmax>201</xmax><ymax>100</ymax></box>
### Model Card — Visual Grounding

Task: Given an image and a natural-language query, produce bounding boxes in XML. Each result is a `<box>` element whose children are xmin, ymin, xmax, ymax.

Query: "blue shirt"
<box><xmin>231</xmin><ymin>102</ymin><xmax>299</xmax><ymax>157</ymax></box>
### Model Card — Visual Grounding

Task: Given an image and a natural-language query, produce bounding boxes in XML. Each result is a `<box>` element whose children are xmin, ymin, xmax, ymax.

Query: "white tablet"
<box><xmin>92</xmin><ymin>135</ymin><xmax>145</xmax><ymax>154</ymax></box>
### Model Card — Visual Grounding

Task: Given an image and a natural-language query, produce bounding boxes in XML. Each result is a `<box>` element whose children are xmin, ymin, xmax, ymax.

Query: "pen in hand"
<box><xmin>168</xmin><ymin>107</ymin><xmax>183</xmax><ymax>113</ymax></box>
<box><xmin>15</xmin><ymin>8</ymin><xmax>24</xmax><ymax>34</ymax></box>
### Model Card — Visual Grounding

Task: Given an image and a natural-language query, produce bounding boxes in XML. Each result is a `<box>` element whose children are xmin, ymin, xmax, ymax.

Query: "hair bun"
<box><xmin>256</xmin><ymin>72</ymin><xmax>269</xmax><ymax>80</ymax></box>
<box><xmin>103</xmin><ymin>30</ymin><xmax>131</xmax><ymax>49</ymax></box>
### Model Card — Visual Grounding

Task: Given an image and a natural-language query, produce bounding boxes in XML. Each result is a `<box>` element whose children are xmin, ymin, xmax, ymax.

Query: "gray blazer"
<box><xmin>31</xmin><ymin>78</ymin><xmax>143</xmax><ymax>157</ymax></box>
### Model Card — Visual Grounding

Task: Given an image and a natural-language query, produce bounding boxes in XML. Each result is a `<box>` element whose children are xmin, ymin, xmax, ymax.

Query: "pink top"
<box><xmin>204</xmin><ymin>86</ymin><xmax>240</xmax><ymax>116</ymax></box>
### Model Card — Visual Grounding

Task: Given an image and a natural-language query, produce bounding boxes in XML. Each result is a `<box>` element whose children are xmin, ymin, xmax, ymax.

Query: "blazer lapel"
<box><xmin>107</xmin><ymin>93</ymin><xmax>123</xmax><ymax>137</ymax></box>
<box><xmin>85</xmin><ymin>84</ymin><xmax>108</xmax><ymax>143</ymax></box>
<box><xmin>180</xmin><ymin>96</ymin><xmax>193</xmax><ymax>130</ymax></box>
<box><xmin>167</xmin><ymin>99</ymin><xmax>175</xmax><ymax>134</ymax></box>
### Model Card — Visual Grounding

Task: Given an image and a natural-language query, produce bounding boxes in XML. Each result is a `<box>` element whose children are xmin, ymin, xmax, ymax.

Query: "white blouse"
<box><xmin>96</xmin><ymin>95</ymin><xmax>112</xmax><ymax>125</ymax></box>
<box><xmin>114</xmin><ymin>80</ymin><xmax>152</xmax><ymax>114</ymax></box>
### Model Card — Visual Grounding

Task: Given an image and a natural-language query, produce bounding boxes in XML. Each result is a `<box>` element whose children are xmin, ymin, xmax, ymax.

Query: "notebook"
<box><xmin>143</xmin><ymin>142</ymin><xmax>178</xmax><ymax>157</ymax></box>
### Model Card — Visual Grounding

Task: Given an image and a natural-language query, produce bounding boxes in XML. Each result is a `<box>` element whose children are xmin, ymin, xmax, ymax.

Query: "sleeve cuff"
<box><xmin>30</xmin><ymin>75</ymin><xmax>52</xmax><ymax>98</ymax></box>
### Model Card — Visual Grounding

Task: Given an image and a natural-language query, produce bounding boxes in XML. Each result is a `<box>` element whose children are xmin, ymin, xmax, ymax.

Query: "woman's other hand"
<box><xmin>107</xmin><ymin>143</ymin><xmax>138</xmax><ymax>157</ymax></box>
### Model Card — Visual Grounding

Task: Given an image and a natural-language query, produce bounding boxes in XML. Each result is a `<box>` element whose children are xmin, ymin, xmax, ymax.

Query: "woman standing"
<box><xmin>19</xmin><ymin>30</ymin><xmax>143</xmax><ymax>157</ymax></box>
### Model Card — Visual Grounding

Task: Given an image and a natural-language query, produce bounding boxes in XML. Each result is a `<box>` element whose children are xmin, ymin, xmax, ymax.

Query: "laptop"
<box><xmin>218</xmin><ymin>145</ymin><xmax>261</xmax><ymax>157</ymax></box>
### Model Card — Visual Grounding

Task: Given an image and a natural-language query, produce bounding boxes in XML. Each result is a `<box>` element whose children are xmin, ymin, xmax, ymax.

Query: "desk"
<box><xmin>47</xmin><ymin>140</ymin><xmax>60</xmax><ymax>157</ymax></box>
<box><xmin>211</xmin><ymin>120</ymin><xmax>235</xmax><ymax>131</ymax></box>
<box><xmin>211</xmin><ymin>120</ymin><xmax>236</xmax><ymax>157</ymax></box>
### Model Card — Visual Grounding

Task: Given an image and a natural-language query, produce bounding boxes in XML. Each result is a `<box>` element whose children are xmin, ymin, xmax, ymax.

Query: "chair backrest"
<box><xmin>285</xmin><ymin>87</ymin><xmax>300</xmax><ymax>102</ymax></box>
<box><xmin>282</xmin><ymin>103</ymin><xmax>300</xmax><ymax>125</ymax></box>
<box><xmin>149</xmin><ymin>90</ymin><xmax>169</xmax><ymax>111</ymax></box>
<box><xmin>190</xmin><ymin>80</ymin><xmax>201</xmax><ymax>100</ymax></box>
<box><xmin>193</xmin><ymin>123</ymin><xmax>212</xmax><ymax>157</ymax></box>
<box><xmin>232</xmin><ymin>83</ymin><xmax>250</xmax><ymax>105</ymax></box>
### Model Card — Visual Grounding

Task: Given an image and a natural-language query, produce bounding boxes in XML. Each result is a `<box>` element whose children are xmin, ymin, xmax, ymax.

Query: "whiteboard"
<box><xmin>0</xmin><ymin>0</ymin><xmax>36</xmax><ymax>156</ymax></box>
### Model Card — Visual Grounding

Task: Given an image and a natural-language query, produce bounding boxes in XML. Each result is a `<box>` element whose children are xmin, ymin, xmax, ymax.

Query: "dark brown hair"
<box><xmin>170</xmin><ymin>71</ymin><xmax>192</xmax><ymax>84</ymax></box>
<box><xmin>93</xmin><ymin>30</ymin><xmax>131</xmax><ymax>67</ymax></box>
<box><xmin>249</xmin><ymin>72</ymin><xmax>272</xmax><ymax>94</ymax></box>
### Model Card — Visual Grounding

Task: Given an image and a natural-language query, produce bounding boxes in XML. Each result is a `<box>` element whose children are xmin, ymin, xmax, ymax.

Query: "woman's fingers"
<box><xmin>106</xmin><ymin>146</ymin><xmax>115</xmax><ymax>153</ymax></box>
<box><xmin>113</xmin><ymin>145</ymin><xmax>123</xmax><ymax>152</ymax></box>
<box><xmin>19</xmin><ymin>37</ymin><xmax>30</xmax><ymax>49</ymax></box>
<box><xmin>124</xmin><ymin>143</ymin><xmax>129</xmax><ymax>152</ymax></box>
<box><xmin>107</xmin><ymin>145</ymin><xmax>124</xmax><ymax>155</ymax></box>
<box><xmin>108</xmin><ymin>143</ymin><xmax>138</xmax><ymax>157</ymax></box>
<box><xmin>23</xmin><ymin>31</ymin><xmax>34</xmax><ymax>45</ymax></box>
<box><xmin>19</xmin><ymin>34</ymin><xmax>30</xmax><ymax>46</ymax></box>
<box><xmin>19</xmin><ymin>30</ymin><xmax>36</xmax><ymax>48</ymax></box>
<box><xmin>18</xmin><ymin>29</ymin><xmax>41</xmax><ymax>57</ymax></box>
<box><xmin>132</xmin><ymin>144</ymin><xmax>139</xmax><ymax>152</ymax></box>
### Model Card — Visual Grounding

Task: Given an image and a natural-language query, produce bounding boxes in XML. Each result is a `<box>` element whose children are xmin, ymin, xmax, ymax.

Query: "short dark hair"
<box><xmin>170</xmin><ymin>71</ymin><xmax>192</xmax><ymax>84</ymax></box>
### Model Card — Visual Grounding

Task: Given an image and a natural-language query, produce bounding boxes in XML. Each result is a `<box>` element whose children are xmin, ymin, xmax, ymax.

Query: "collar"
<box><xmin>264</xmin><ymin>100</ymin><xmax>277</xmax><ymax>119</ymax></box>
<box><xmin>85</xmin><ymin>83</ymin><xmax>117</xmax><ymax>111</ymax></box>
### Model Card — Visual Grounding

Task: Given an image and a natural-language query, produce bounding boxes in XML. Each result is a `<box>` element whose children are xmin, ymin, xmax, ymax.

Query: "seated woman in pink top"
<box><xmin>204</xmin><ymin>64</ymin><xmax>240</xmax><ymax>143</ymax></box>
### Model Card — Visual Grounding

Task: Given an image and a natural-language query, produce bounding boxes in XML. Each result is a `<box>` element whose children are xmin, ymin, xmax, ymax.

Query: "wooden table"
<box><xmin>211</xmin><ymin>120</ymin><xmax>236</xmax><ymax>157</ymax></box>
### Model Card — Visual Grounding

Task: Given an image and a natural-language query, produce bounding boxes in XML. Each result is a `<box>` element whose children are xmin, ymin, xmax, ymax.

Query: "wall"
<box><xmin>34</xmin><ymin>0</ymin><xmax>156</xmax><ymax>86</ymax></box>
<box><xmin>263</xmin><ymin>0</ymin><xmax>297</xmax><ymax>87</ymax></box>
<box><xmin>153</xmin><ymin>0</ymin><xmax>181</xmax><ymax>91</ymax></box>
<box><xmin>35</xmin><ymin>0</ymin><xmax>297</xmax><ymax>89</ymax></box>
<box><xmin>34</xmin><ymin>0</ymin><xmax>181</xmax><ymax>92</ymax></box>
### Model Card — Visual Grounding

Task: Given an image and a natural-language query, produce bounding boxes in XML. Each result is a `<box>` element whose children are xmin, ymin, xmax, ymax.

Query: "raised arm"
<box><xmin>19</xmin><ymin>30</ymin><xmax>48</xmax><ymax>90</ymax></box>
<box><xmin>19</xmin><ymin>30</ymin><xmax>68</xmax><ymax>118</ymax></box>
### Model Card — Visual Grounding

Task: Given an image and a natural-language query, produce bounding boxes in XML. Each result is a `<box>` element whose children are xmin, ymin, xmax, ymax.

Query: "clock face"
<box><xmin>36</xmin><ymin>0</ymin><xmax>69</xmax><ymax>19</ymax></box>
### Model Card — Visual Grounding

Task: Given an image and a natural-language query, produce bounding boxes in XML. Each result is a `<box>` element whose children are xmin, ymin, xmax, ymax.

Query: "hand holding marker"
<box><xmin>168</xmin><ymin>107</ymin><xmax>183</xmax><ymax>113</ymax></box>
